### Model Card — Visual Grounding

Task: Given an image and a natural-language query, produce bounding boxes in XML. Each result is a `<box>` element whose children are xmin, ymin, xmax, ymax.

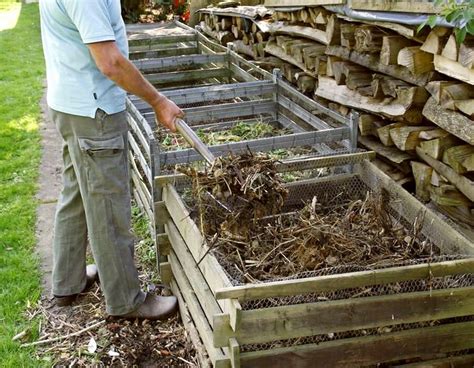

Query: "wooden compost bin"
<box><xmin>128</xmin><ymin>20</ymin><xmax>269</xmax><ymax>91</ymax></box>
<box><xmin>127</xmin><ymin>56</ymin><xmax>358</xmax><ymax>237</ymax></box>
<box><xmin>158</xmin><ymin>158</ymin><xmax>474</xmax><ymax>368</ymax></box>
<box><xmin>127</xmin><ymin>20</ymin><xmax>226</xmax><ymax>61</ymax></box>
<box><xmin>127</xmin><ymin>24</ymin><xmax>268</xmax><ymax>232</ymax></box>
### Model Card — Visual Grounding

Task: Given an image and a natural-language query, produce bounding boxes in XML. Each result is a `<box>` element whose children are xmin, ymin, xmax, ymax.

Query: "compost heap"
<box><xmin>180</xmin><ymin>152</ymin><xmax>288</xmax><ymax>236</ymax></box>
<box><xmin>182</xmin><ymin>155</ymin><xmax>440</xmax><ymax>284</ymax></box>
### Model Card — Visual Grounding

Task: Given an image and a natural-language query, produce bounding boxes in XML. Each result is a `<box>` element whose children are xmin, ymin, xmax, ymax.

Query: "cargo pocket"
<box><xmin>78</xmin><ymin>135</ymin><xmax>127</xmax><ymax>195</ymax></box>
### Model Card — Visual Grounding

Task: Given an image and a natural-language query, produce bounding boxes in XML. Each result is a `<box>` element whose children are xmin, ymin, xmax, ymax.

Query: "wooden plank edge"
<box><xmin>170</xmin><ymin>278</ymin><xmax>213</xmax><ymax>368</ymax></box>
<box><xmin>169</xmin><ymin>252</ymin><xmax>230</xmax><ymax>368</ymax></box>
<box><xmin>239</xmin><ymin>321</ymin><xmax>474</xmax><ymax>368</ymax></box>
<box><xmin>215</xmin><ymin>257</ymin><xmax>474</xmax><ymax>301</ymax></box>
<box><xmin>213</xmin><ymin>286</ymin><xmax>474</xmax><ymax>347</ymax></box>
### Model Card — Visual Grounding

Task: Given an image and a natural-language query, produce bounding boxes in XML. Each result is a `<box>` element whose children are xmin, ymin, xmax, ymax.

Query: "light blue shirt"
<box><xmin>40</xmin><ymin>0</ymin><xmax>128</xmax><ymax>118</ymax></box>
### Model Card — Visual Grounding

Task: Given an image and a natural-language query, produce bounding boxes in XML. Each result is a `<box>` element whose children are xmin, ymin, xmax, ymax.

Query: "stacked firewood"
<box><xmin>197</xmin><ymin>6</ymin><xmax>272</xmax><ymax>59</ymax></box>
<box><xmin>263</xmin><ymin>7</ymin><xmax>341</xmax><ymax>93</ymax></box>
<box><xmin>272</xmin><ymin>6</ymin><xmax>474</xmax><ymax>226</ymax></box>
<box><xmin>199</xmin><ymin>3</ymin><xmax>474</xmax><ymax>227</ymax></box>
<box><xmin>411</xmin><ymin>30</ymin><xmax>474</xmax><ymax>226</ymax></box>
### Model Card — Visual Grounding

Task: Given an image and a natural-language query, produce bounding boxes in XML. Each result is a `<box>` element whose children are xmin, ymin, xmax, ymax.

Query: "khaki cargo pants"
<box><xmin>50</xmin><ymin>108</ymin><xmax>146</xmax><ymax>315</ymax></box>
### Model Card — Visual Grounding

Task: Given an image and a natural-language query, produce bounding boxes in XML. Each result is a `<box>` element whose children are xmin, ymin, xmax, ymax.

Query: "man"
<box><xmin>39</xmin><ymin>0</ymin><xmax>182</xmax><ymax>319</ymax></box>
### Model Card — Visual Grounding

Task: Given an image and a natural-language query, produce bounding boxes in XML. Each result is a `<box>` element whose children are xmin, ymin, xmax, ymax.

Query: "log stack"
<box><xmin>194</xmin><ymin>3</ymin><xmax>474</xmax><ymax>227</ymax></box>
<box><xmin>320</xmin><ymin>23</ymin><xmax>474</xmax><ymax>227</ymax></box>
<box><xmin>197</xmin><ymin>6</ymin><xmax>272</xmax><ymax>60</ymax></box>
<box><xmin>265</xmin><ymin>5</ymin><xmax>474</xmax><ymax>227</ymax></box>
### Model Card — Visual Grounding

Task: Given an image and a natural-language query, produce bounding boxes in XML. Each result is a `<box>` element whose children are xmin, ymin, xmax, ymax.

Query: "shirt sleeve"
<box><xmin>62</xmin><ymin>0</ymin><xmax>115</xmax><ymax>44</ymax></box>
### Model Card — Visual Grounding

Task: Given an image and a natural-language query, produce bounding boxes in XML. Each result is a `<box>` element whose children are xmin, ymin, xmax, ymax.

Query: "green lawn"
<box><xmin>0</xmin><ymin>1</ymin><xmax>46</xmax><ymax>366</ymax></box>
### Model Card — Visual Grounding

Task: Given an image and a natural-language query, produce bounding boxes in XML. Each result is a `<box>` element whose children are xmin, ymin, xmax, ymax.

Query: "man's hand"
<box><xmin>152</xmin><ymin>96</ymin><xmax>184</xmax><ymax>133</ymax></box>
<box><xmin>87</xmin><ymin>41</ymin><xmax>183</xmax><ymax>132</ymax></box>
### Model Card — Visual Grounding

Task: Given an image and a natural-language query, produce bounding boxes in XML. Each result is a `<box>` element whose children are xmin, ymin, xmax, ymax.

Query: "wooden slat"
<box><xmin>197</xmin><ymin>31</ymin><xmax>227</xmax><ymax>53</ymax></box>
<box><xmin>229</xmin><ymin>337</ymin><xmax>240</xmax><ymax>368</ymax></box>
<box><xmin>132</xmin><ymin>81</ymin><xmax>276</xmax><ymax>112</ymax></box>
<box><xmin>394</xmin><ymin>354</ymin><xmax>474</xmax><ymax>367</ymax></box>
<box><xmin>133</xmin><ymin>53</ymin><xmax>227</xmax><ymax>72</ymax></box>
<box><xmin>146</xmin><ymin>67</ymin><xmax>231</xmax><ymax>85</ymax></box>
<box><xmin>165</xmin><ymin>220</ymin><xmax>223</xmax><ymax>324</ymax></box>
<box><xmin>154</xmin><ymin>201</ymin><xmax>170</xmax><ymax>227</ymax></box>
<box><xmin>130</xmin><ymin>174</ymin><xmax>153</xmax><ymax>224</ymax></box>
<box><xmin>154</xmin><ymin>152</ymin><xmax>375</xmax><ymax>187</ymax></box>
<box><xmin>229</xmin><ymin>48</ymin><xmax>260</xmax><ymax>70</ymax></box>
<box><xmin>285</xmin><ymin>174</ymin><xmax>358</xmax><ymax>192</ymax></box>
<box><xmin>129</xmin><ymin>157</ymin><xmax>152</xmax><ymax>207</ymax></box>
<box><xmin>128</xmin><ymin>46</ymin><xmax>199</xmax><ymax>60</ymax></box>
<box><xmin>127</xmin><ymin>113</ymin><xmax>150</xmax><ymax>158</ymax></box>
<box><xmin>162</xmin><ymin>184</ymin><xmax>232</xmax><ymax>290</ymax></box>
<box><xmin>128</xmin><ymin>34</ymin><xmax>197</xmax><ymax>47</ymax></box>
<box><xmin>169</xmin><ymin>252</ymin><xmax>230</xmax><ymax>368</ymax></box>
<box><xmin>149</xmin><ymin>100</ymin><xmax>276</xmax><ymax>125</ymax></box>
<box><xmin>197</xmin><ymin>41</ymin><xmax>217</xmax><ymax>55</ymax></box>
<box><xmin>159</xmin><ymin>261</ymin><xmax>172</xmax><ymax>284</ymax></box>
<box><xmin>277</xmin><ymin>114</ymin><xmax>306</xmax><ymax>133</ymax></box>
<box><xmin>127</xmin><ymin>131</ymin><xmax>151</xmax><ymax>182</ymax></box>
<box><xmin>185</xmin><ymin>117</ymin><xmax>277</xmax><ymax>133</ymax></box>
<box><xmin>240</xmin><ymin>321</ymin><xmax>474</xmax><ymax>368</ymax></box>
<box><xmin>159</xmin><ymin>128</ymin><xmax>351</xmax><ymax>166</ymax></box>
<box><xmin>128</xmin><ymin>131</ymin><xmax>152</xmax><ymax>185</ymax></box>
<box><xmin>230</xmin><ymin>63</ymin><xmax>259</xmax><ymax>82</ymax></box>
<box><xmin>277</xmin><ymin>151</ymin><xmax>376</xmax><ymax>172</ymax></box>
<box><xmin>128</xmin><ymin>135</ymin><xmax>153</xmax><ymax>203</ymax></box>
<box><xmin>156</xmin><ymin>233</ymin><xmax>170</xmax><ymax>256</ymax></box>
<box><xmin>215</xmin><ymin>257</ymin><xmax>474</xmax><ymax>301</ymax></box>
<box><xmin>278</xmin><ymin>94</ymin><xmax>333</xmax><ymax>131</ymax></box>
<box><xmin>213</xmin><ymin>287</ymin><xmax>474</xmax><ymax>347</ymax></box>
<box><xmin>166</xmin><ymin>80</ymin><xmax>275</xmax><ymax>106</ymax></box>
<box><xmin>126</xmin><ymin>98</ymin><xmax>154</xmax><ymax>139</ymax></box>
<box><xmin>132</xmin><ymin>187</ymin><xmax>148</xmax><ymax>224</ymax></box>
<box><xmin>169</xmin><ymin>278</ymin><xmax>212</xmax><ymax>368</ymax></box>
<box><xmin>129</xmin><ymin>41</ymin><xmax>196</xmax><ymax>53</ymax></box>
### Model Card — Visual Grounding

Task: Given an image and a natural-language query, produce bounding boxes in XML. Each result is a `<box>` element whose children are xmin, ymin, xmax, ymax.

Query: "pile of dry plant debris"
<box><xmin>183</xmin><ymin>153</ymin><xmax>440</xmax><ymax>284</ymax></box>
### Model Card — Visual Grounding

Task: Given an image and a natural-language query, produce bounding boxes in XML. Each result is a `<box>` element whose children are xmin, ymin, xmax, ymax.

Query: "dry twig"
<box><xmin>20</xmin><ymin>320</ymin><xmax>105</xmax><ymax>348</ymax></box>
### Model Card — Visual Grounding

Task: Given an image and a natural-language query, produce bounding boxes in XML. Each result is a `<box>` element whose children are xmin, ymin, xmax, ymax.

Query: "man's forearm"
<box><xmin>106</xmin><ymin>55</ymin><xmax>165</xmax><ymax>107</ymax></box>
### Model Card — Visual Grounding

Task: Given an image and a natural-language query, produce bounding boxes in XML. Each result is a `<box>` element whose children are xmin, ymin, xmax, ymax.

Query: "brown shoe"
<box><xmin>54</xmin><ymin>264</ymin><xmax>99</xmax><ymax>307</ymax></box>
<box><xmin>118</xmin><ymin>293</ymin><xmax>178</xmax><ymax>320</ymax></box>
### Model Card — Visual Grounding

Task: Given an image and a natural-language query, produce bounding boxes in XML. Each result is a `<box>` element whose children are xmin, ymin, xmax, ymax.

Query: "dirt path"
<box><xmin>36</xmin><ymin>90</ymin><xmax>62</xmax><ymax>296</ymax></box>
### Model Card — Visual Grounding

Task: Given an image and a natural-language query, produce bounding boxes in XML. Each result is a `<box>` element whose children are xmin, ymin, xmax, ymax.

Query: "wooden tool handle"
<box><xmin>175</xmin><ymin>118</ymin><xmax>216</xmax><ymax>165</ymax></box>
